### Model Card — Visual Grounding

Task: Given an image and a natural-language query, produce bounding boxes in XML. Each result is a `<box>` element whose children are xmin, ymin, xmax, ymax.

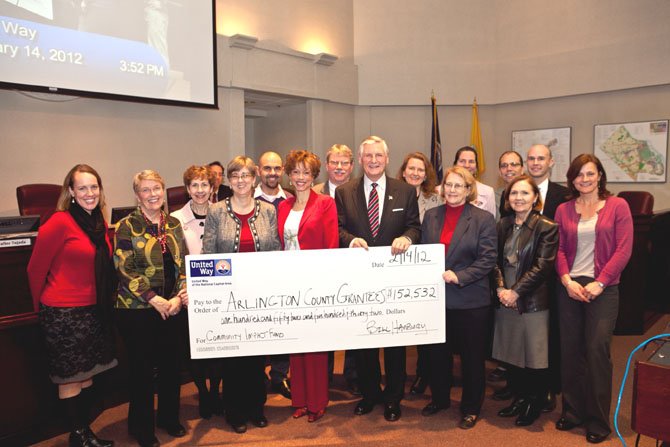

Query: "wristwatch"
<box><xmin>596</xmin><ymin>281</ymin><xmax>605</xmax><ymax>289</ymax></box>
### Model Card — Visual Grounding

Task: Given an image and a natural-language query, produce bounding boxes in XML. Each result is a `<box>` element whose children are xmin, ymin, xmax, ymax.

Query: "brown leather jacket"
<box><xmin>494</xmin><ymin>211</ymin><xmax>558</xmax><ymax>314</ymax></box>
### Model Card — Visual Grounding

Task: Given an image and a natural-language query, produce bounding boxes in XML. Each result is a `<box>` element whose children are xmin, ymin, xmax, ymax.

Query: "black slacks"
<box><xmin>354</xmin><ymin>346</ymin><xmax>406</xmax><ymax>404</ymax></box>
<box><xmin>222</xmin><ymin>355</ymin><xmax>267</xmax><ymax>425</ymax></box>
<box><xmin>558</xmin><ymin>277</ymin><xmax>619</xmax><ymax>436</ymax></box>
<box><xmin>428</xmin><ymin>305</ymin><xmax>491</xmax><ymax>415</ymax></box>
<box><xmin>115</xmin><ymin>308</ymin><xmax>182</xmax><ymax>440</ymax></box>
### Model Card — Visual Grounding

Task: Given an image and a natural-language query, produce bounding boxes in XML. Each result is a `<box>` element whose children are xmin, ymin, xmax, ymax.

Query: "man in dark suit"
<box><xmin>335</xmin><ymin>135</ymin><xmax>421</xmax><ymax>422</ymax></box>
<box><xmin>526</xmin><ymin>144</ymin><xmax>569</xmax><ymax>220</ymax></box>
<box><xmin>526</xmin><ymin>143</ymin><xmax>570</xmax><ymax>410</ymax></box>
<box><xmin>496</xmin><ymin>150</ymin><xmax>524</xmax><ymax>220</ymax></box>
<box><xmin>208</xmin><ymin>161</ymin><xmax>233</xmax><ymax>202</ymax></box>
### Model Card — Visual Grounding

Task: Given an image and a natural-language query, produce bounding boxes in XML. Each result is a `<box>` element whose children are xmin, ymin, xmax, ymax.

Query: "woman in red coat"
<box><xmin>277</xmin><ymin>150</ymin><xmax>339</xmax><ymax>422</ymax></box>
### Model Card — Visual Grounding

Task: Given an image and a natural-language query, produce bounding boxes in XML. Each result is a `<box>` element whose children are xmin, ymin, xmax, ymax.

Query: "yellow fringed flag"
<box><xmin>470</xmin><ymin>98</ymin><xmax>485</xmax><ymax>176</ymax></box>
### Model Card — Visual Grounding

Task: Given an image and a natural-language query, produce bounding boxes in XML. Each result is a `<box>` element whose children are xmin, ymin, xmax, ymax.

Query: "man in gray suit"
<box><xmin>336</xmin><ymin>135</ymin><xmax>421</xmax><ymax>422</ymax></box>
<box><xmin>313</xmin><ymin>143</ymin><xmax>359</xmax><ymax>394</ymax></box>
<box><xmin>313</xmin><ymin>144</ymin><xmax>354</xmax><ymax>198</ymax></box>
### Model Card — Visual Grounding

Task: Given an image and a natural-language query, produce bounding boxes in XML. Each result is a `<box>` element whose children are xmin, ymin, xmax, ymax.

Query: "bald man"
<box><xmin>526</xmin><ymin>144</ymin><xmax>569</xmax><ymax>220</ymax></box>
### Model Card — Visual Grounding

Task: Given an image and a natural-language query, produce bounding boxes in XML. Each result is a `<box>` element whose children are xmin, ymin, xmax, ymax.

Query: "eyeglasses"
<box><xmin>138</xmin><ymin>185</ymin><xmax>163</xmax><ymax>195</ymax></box>
<box><xmin>444</xmin><ymin>182</ymin><xmax>465</xmax><ymax>190</ymax></box>
<box><xmin>499</xmin><ymin>162</ymin><xmax>522</xmax><ymax>169</ymax></box>
<box><xmin>230</xmin><ymin>173</ymin><xmax>253</xmax><ymax>181</ymax></box>
<box><xmin>328</xmin><ymin>160</ymin><xmax>352</xmax><ymax>167</ymax></box>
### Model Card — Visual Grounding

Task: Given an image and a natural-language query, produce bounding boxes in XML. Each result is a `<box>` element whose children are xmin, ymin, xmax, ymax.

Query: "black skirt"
<box><xmin>39</xmin><ymin>304</ymin><xmax>117</xmax><ymax>384</ymax></box>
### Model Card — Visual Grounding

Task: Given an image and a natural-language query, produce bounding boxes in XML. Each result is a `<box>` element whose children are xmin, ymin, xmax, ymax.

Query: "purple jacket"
<box><xmin>554</xmin><ymin>196</ymin><xmax>633</xmax><ymax>286</ymax></box>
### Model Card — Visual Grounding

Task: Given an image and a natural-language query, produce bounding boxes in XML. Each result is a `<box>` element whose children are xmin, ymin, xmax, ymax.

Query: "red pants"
<box><xmin>290</xmin><ymin>351</ymin><xmax>329</xmax><ymax>412</ymax></box>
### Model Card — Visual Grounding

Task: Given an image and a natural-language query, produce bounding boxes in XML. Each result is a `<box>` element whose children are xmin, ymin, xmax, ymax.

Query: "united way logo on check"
<box><xmin>190</xmin><ymin>259</ymin><xmax>232</xmax><ymax>277</ymax></box>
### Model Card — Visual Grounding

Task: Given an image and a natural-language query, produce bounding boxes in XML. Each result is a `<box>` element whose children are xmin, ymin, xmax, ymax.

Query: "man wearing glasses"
<box><xmin>313</xmin><ymin>144</ymin><xmax>360</xmax><ymax>396</ymax></box>
<box><xmin>495</xmin><ymin>151</ymin><xmax>525</xmax><ymax>220</ymax></box>
<box><xmin>313</xmin><ymin>144</ymin><xmax>354</xmax><ymax>198</ymax></box>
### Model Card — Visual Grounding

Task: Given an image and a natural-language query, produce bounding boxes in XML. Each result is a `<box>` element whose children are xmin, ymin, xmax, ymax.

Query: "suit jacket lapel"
<box><xmin>445</xmin><ymin>205</ymin><xmax>472</xmax><ymax>263</ymax></box>
<box><xmin>379</xmin><ymin>180</ymin><xmax>396</xmax><ymax>231</ymax></box>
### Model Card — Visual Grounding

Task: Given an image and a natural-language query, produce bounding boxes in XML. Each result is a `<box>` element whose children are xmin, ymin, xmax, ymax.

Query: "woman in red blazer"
<box><xmin>277</xmin><ymin>150</ymin><xmax>339</xmax><ymax>422</ymax></box>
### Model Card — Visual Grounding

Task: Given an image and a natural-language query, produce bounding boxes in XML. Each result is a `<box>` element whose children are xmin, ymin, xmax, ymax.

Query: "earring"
<box><xmin>71</xmin><ymin>197</ymin><xmax>75</xmax><ymax>203</ymax></box>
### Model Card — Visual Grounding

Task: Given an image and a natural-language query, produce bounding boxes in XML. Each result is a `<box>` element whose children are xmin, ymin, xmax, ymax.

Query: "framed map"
<box><xmin>594</xmin><ymin>120</ymin><xmax>668</xmax><ymax>183</ymax></box>
<box><xmin>512</xmin><ymin>127</ymin><xmax>571</xmax><ymax>182</ymax></box>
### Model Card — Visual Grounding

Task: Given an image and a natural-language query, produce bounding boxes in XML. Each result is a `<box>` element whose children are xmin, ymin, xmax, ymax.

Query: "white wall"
<box><xmin>354</xmin><ymin>84</ymin><xmax>670</xmax><ymax>210</ymax></box>
<box><xmin>0</xmin><ymin>87</ymin><xmax>245</xmax><ymax>216</ymax></box>
<box><xmin>248</xmin><ymin>103</ymin><xmax>308</xmax><ymax>163</ymax></box>
<box><xmin>2</xmin><ymin>0</ymin><xmax>669</xmax><ymax>215</ymax></box>
<box><xmin>354</xmin><ymin>0</ymin><xmax>670</xmax><ymax>105</ymax></box>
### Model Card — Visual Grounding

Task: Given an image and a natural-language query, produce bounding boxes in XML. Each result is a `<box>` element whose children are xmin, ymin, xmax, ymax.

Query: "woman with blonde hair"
<box><xmin>114</xmin><ymin>169</ymin><xmax>188</xmax><ymax>447</ymax></box>
<box><xmin>420</xmin><ymin>166</ymin><xmax>497</xmax><ymax>430</ymax></box>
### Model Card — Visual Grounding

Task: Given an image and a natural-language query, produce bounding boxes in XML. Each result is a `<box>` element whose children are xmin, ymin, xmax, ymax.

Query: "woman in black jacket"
<box><xmin>492</xmin><ymin>175</ymin><xmax>558</xmax><ymax>427</ymax></box>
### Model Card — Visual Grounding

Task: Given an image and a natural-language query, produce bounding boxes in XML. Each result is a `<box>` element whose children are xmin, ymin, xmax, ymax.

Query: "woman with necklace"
<box><xmin>277</xmin><ymin>150</ymin><xmax>338</xmax><ymax>423</ymax></box>
<box><xmin>202</xmin><ymin>156</ymin><xmax>281</xmax><ymax>434</ymax></box>
<box><xmin>492</xmin><ymin>174</ymin><xmax>558</xmax><ymax>427</ymax></box>
<box><xmin>553</xmin><ymin>154</ymin><xmax>633</xmax><ymax>444</ymax></box>
<box><xmin>170</xmin><ymin>165</ymin><xmax>223</xmax><ymax>420</ymax></box>
<box><xmin>28</xmin><ymin>164</ymin><xmax>117</xmax><ymax>447</ymax></box>
<box><xmin>114</xmin><ymin>170</ymin><xmax>188</xmax><ymax>447</ymax></box>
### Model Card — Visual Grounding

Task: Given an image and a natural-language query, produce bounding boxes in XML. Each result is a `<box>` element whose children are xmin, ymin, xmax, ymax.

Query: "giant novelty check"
<box><xmin>186</xmin><ymin>244</ymin><xmax>445</xmax><ymax>359</ymax></box>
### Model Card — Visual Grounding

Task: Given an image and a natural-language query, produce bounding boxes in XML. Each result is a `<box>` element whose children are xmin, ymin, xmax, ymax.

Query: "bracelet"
<box><xmin>596</xmin><ymin>281</ymin><xmax>605</xmax><ymax>289</ymax></box>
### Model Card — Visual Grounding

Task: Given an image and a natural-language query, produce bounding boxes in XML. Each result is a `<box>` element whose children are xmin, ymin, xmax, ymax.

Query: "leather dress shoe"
<box><xmin>354</xmin><ymin>399</ymin><xmax>376</xmax><ymax>415</ymax></box>
<box><xmin>69</xmin><ymin>427</ymin><xmax>115</xmax><ymax>447</ymax></box>
<box><xmin>383</xmin><ymin>402</ymin><xmax>401</xmax><ymax>422</ymax></box>
<box><xmin>542</xmin><ymin>391</ymin><xmax>556</xmax><ymax>413</ymax></box>
<box><xmin>250</xmin><ymin>414</ymin><xmax>268</xmax><ymax>428</ymax></box>
<box><xmin>129</xmin><ymin>431</ymin><xmax>159</xmax><ymax>447</ymax></box>
<box><xmin>458</xmin><ymin>414</ymin><xmax>478</xmax><ymax>430</ymax></box>
<box><xmin>586</xmin><ymin>432</ymin><xmax>608</xmax><ymax>444</ymax></box>
<box><xmin>136</xmin><ymin>436</ymin><xmax>160</xmax><ymax>447</ymax></box>
<box><xmin>555</xmin><ymin>417</ymin><xmax>582</xmax><ymax>431</ymax></box>
<box><xmin>410</xmin><ymin>376</ymin><xmax>428</xmax><ymax>395</ymax></box>
<box><xmin>157</xmin><ymin>422</ymin><xmax>186</xmax><ymax>438</ymax></box>
<box><xmin>515</xmin><ymin>400</ymin><xmax>541</xmax><ymax>426</ymax></box>
<box><xmin>498</xmin><ymin>398</ymin><xmax>528</xmax><ymax>417</ymax></box>
<box><xmin>487</xmin><ymin>366</ymin><xmax>507</xmax><ymax>382</ymax></box>
<box><xmin>421</xmin><ymin>401</ymin><xmax>449</xmax><ymax>416</ymax></box>
<box><xmin>492</xmin><ymin>385</ymin><xmax>514</xmax><ymax>401</ymax></box>
<box><xmin>228</xmin><ymin>421</ymin><xmax>247</xmax><ymax>434</ymax></box>
<box><xmin>271</xmin><ymin>379</ymin><xmax>292</xmax><ymax>399</ymax></box>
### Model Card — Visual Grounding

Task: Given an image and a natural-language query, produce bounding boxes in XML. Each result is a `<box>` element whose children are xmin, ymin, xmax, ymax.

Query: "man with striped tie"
<box><xmin>335</xmin><ymin>135</ymin><xmax>421</xmax><ymax>422</ymax></box>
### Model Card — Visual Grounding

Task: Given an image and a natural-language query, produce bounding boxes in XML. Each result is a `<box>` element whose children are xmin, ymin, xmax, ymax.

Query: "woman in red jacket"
<box><xmin>27</xmin><ymin>164</ymin><xmax>117</xmax><ymax>447</ymax></box>
<box><xmin>277</xmin><ymin>150</ymin><xmax>339</xmax><ymax>422</ymax></box>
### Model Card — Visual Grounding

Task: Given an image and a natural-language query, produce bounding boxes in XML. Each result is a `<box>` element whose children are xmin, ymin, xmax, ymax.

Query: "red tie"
<box><xmin>368</xmin><ymin>183</ymin><xmax>380</xmax><ymax>238</ymax></box>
